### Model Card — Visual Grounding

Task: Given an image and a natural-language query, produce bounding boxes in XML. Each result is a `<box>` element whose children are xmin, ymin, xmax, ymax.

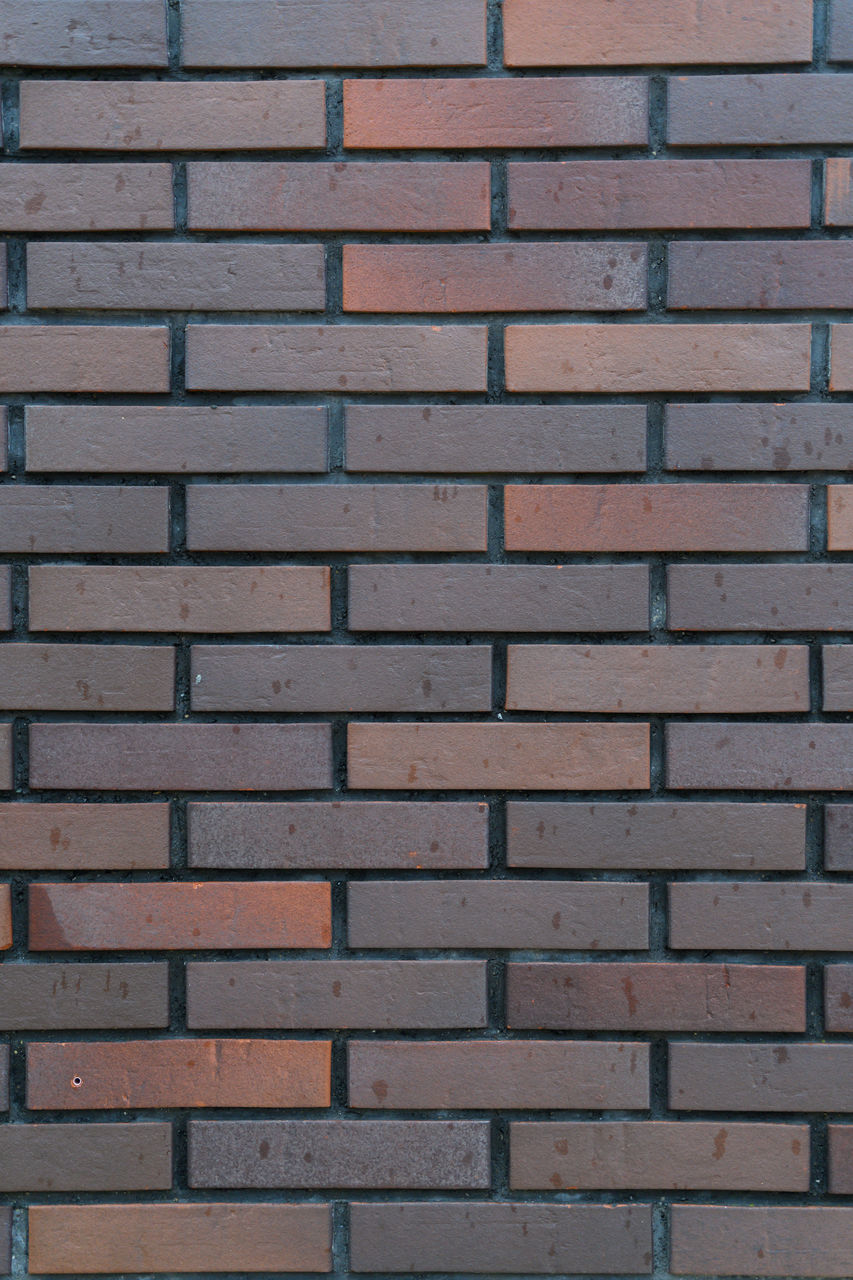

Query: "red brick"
<box><xmin>828</xmin><ymin>484</ymin><xmax>853</xmax><ymax>548</ymax></box>
<box><xmin>0</xmin><ymin>802</ymin><xmax>169</xmax><ymax>870</ymax></box>
<box><xmin>670</xmin><ymin>242</ymin><xmax>853</xmax><ymax>309</ymax></box>
<box><xmin>830</xmin><ymin>325</ymin><xmax>853</xmax><ymax>389</ymax></box>
<box><xmin>0</xmin><ymin>643</ymin><xmax>173</xmax><ymax>710</ymax></box>
<box><xmin>668</xmin><ymin>723</ymin><xmax>853</xmax><ymax>790</ymax></box>
<box><xmin>825</xmin><ymin>965</ymin><xmax>853</xmax><ymax>1031</ymax></box>
<box><xmin>670</xmin><ymin>1043</ymin><xmax>853</xmax><ymax>1111</ymax></box>
<box><xmin>669</xmin><ymin>563</ymin><xmax>853</xmax><ymax>631</ymax></box>
<box><xmin>826</xmin><ymin>159</ymin><xmax>853</xmax><ymax>224</ymax></box>
<box><xmin>671</xmin><ymin>882</ymin><xmax>853</xmax><ymax>950</ymax></box>
<box><xmin>666</xmin><ymin>403</ymin><xmax>853</xmax><ymax>471</ymax></box>
<box><xmin>829</xmin><ymin>1126</ymin><xmax>853</xmax><ymax>1192</ymax></box>
<box><xmin>0</xmin><ymin>962</ymin><xmax>168</xmax><ymax>1030</ymax></box>
<box><xmin>0</xmin><ymin>884</ymin><xmax>10</xmax><ymax>950</ymax></box>
<box><xmin>0</xmin><ymin>1122</ymin><xmax>172</xmax><ymax>1192</ymax></box>
<box><xmin>0</xmin><ymin>486</ymin><xmax>168</xmax><ymax>551</ymax></box>
<box><xmin>0</xmin><ymin>164</ymin><xmax>172</xmax><ymax>231</ymax></box>
<box><xmin>0</xmin><ymin>327</ymin><xmax>169</xmax><ymax>393</ymax></box>
<box><xmin>671</xmin><ymin>1206</ymin><xmax>853</xmax><ymax>1278</ymax></box>
<box><xmin>1</xmin><ymin>1</ymin><xmax>167</xmax><ymax>66</ymax></box>
<box><xmin>670</xmin><ymin>74</ymin><xmax>853</xmax><ymax>146</ymax></box>
<box><xmin>831</xmin><ymin>0</ymin><xmax>853</xmax><ymax>59</ymax></box>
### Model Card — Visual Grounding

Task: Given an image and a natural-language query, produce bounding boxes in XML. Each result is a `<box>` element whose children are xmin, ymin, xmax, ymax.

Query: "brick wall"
<box><xmin>0</xmin><ymin>0</ymin><xmax>851</xmax><ymax>1275</ymax></box>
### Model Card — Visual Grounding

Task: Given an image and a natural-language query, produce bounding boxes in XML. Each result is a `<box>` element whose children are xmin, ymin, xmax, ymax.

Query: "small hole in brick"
<box><xmin>71</xmin><ymin>1076</ymin><xmax>82</xmax><ymax>1088</ymax></box>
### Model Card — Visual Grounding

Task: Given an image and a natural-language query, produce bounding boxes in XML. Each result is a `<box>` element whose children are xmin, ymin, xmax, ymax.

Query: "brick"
<box><xmin>348</xmin><ymin>722</ymin><xmax>650</xmax><ymax>790</ymax></box>
<box><xmin>511</xmin><ymin>1121</ymin><xmax>809</xmax><ymax>1191</ymax></box>
<box><xmin>668</xmin><ymin>724</ymin><xmax>853</xmax><ymax>790</ymax></box>
<box><xmin>0</xmin><ymin>485</ymin><xmax>168</xmax><ymax>551</ymax></box>
<box><xmin>0</xmin><ymin>327</ymin><xmax>169</xmax><ymax>393</ymax></box>
<box><xmin>825</xmin><ymin>646</ymin><xmax>853</xmax><ymax>709</ymax></box>
<box><xmin>0</xmin><ymin>567</ymin><xmax>9</xmax><ymax>629</ymax></box>
<box><xmin>831</xmin><ymin>0</ymin><xmax>853</xmax><ymax>58</ymax></box>
<box><xmin>351</xmin><ymin>1202</ymin><xmax>652</xmax><ymax>1275</ymax></box>
<box><xmin>0</xmin><ymin>883</ymin><xmax>10</xmax><ymax>949</ymax></box>
<box><xmin>29</xmin><ymin>882</ymin><xmax>331</xmax><ymax>951</ymax></box>
<box><xmin>187</xmin><ymin>484</ymin><xmax>487</xmax><ymax>551</ymax></box>
<box><xmin>349</xmin><ymin>564</ymin><xmax>650</xmax><ymax>632</ymax></box>
<box><xmin>0</xmin><ymin>1048</ymin><xmax>6</xmax><ymax>1111</ymax></box>
<box><xmin>826</xmin><ymin>806</ymin><xmax>853</xmax><ymax>870</ymax></box>
<box><xmin>188</xmin><ymin>959</ymin><xmax>487</xmax><ymax>1029</ymax></box>
<box><xmin>0</xmin><ymin>643</ymin><xmax>174</xmax><ymax>710</ymax></box>
<box><xmin>28</xmin><ymin>243</ymin><xmax>325</xmax><ymax>311</ymax></box>
<box><xmin>670</xmin><ymin>1043</ymin><xmax>853</xmax><ymax>1110</ymax></box>
<box><xmin>345</xmin><ymin>404</ymin><xmax>646</xmax><ymax>473</ymax></box>
<box><xmin>182</xmin><ymin>0</ymin><xmax>486</xmax><ymax>66</ymax></box>
<box><xmin>0</xmin><ymin>164</ymin><xmax>172</xmax><ymax>231</ymax></box>
<box><xmin>28</xmin><ymin>1204</ymin><xmax>331</xmax><ymax>1275</ymax></box>
<box><xmin>508</xmin><ymin>160</ymin><xmax>810</xmax><ymax>229</ymax></box>
<box><xmin>0</xmin><ymin>413</ymin><xmax>6</xmax><ymax>473</ymax></box>
<box><xmin>0</xmin><ymin>258</ymin><xmax>6</xmax><ymax>311</ymax></box>
<box><xmin>671</xmin><ymin>242</ymin><xmax>853</xmax><ymax>309</ymax></box>
<box><xmin>671</xmin><ymin>882</ymin><xmax>853</xmax><ymax>950</ymax></box>
<box><xmin>0</xmin><ymin>962</ymin><xmax>168</xmax><ymax>1029</ymax></box>
<box><xmin>344</xmin><ymin>76</ymin><xmax>648</xmax><ymax>148</ymax></box>
<box><xmin>349</xmin><ymin>1040</ymin><xmax>649</xmax><ymax>1109</ymax></box>
<box><xmin>27</xmin><ymin>1039</ymin><xmax>331</xmax><ymax>1110</ymax></box>
<box><xmin>0</xmin><ymin>1</ymin><xmax>167</xmax><ymax>65</ymax></box>
<box><xmin>671</xmin><ymin>1206</ymin><xmax>853</xmax><ymax>1278</ymax></box>
<box><xmin>506</xmin><ymin>484</ymin><xmax>808</xmax><ymax>551</ymax></box>
<box><xmin>826</xmin><ymin>965</ymin><xmax>853</xmax><ymax>1030</ymax></box>
<box><xmin>189</xmin><ymin>1119</ymin><xmax>490</xmax><ymax>1189</ymax></box>
<box><xmin>0</xmin><ymin>1208</ymin><xmax>8</xmax><ymax>1273</ymax></box>
<box><xmin>192</xmin><ymin>644</ymin><xmax>491</xmax><ymax>712</ymax></box>
<box><xmin>30</xmin><ymin>566</ymin><xmax>330</xmax><ymax>633</ymax></box>
<box><xmin>188</xmin><ymin>162</ymin><xmax>490</xmax><ymax>230</ymax></box>
<box><xmin>343</xmin><ymin>243</ymin><xmax>647</xmax><ymax>312</ymax></box>
<box><xmin>507</xmin><ymin>644</ymin><xmax>808</xmax><ymax>712</ymax></box>
<box><xmin>0</xmin><ymin>727</ymin><xmax>10</xmax><ymax>792</ymax></box>
<box><xmin>29</xmin><ymin>723</ymin><xmax>331</xmax><ymax>791</ymax></box>
<box><xmin>0</xmin><ymin>1123</ymin><xmax>171</xmax><ymax>1192</ymax></box>
<box><xmin>506</xmin><ymin>324</ymin><xmax>812</xmax><ymax>393</ymax></box>
<box><xmin>188</xmin><ymin>800</ymin><xmax>488</xmax><ymax>869</ymax></box>
<box><xmin>507</xmin><ymin>962</ymin><xmax>805</xmax><ymax>1032</ymax></box>
<box><xmin>670</xmin><ymin>74</ymin><xmax>853</xmax><ymax>145</ymax></box>
<box><xmin>826</xmin><ymin>159</ymin><xmax>853</xmax><ymax>224</ymax></box>
<box><xmin>829</xmin><ymin>1126</ymin><xmax>853</xmax><ymax>1191</ymax></box>
<box><xmin>829</xmin><ymin>484</ymin><xmax>853</xmax><ymax>547</ymax></box>
<box><xmin>186</xmin><ymin>325</ymin><xmax>488</xmax><ymax>393</ymax></box>
<box><xmin>831</xmin><ymin>325</ymin><xmax>853</xmax><ymax>389</ymax></box>
<box><xmin>667</xmin><ymin>403</ymin><xmax>853</xmax><ymax>471</ymax></box>
<box><xmin>669</xmin><ymin>563</ymin><xmax>853</xmax><ymax>631</ymax></box>
<box><xmin>20</xmin><ymin>79</ymin><xmax>326</xmax><ymax>149</ymax></box>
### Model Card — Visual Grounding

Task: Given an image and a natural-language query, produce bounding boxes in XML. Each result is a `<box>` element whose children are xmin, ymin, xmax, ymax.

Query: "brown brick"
<box><xmin>826</xmin><ymin>807</ymin><xmax>853</xmax><ymax>871</ymax></box>
<box><xmin>186</xmin><ymin>325</ymin><xmax>488</xmax><ymax>393</ymax></box>
<box><xmin>1</xmin><ymin>1</ymin><xmax>167</xmax><ymax>66</ymax></box>
<box><xmin>28</xmin><ymin>1204</ymin><xmax>331</xmax><ymax>1275</ymax></box>
<box><xmin>668</xmin><ymin>723</ymin><xmax>853</xmax><ymax>790</ymax></box>
<box><xmin>0</xmin><ymin>328</ymin><xmax>169</xmax><ymax>393</ymax></box>
<box><xmin>670</xmin><ymin>74</ymin><xmax>853</xmax><ymax>145</ymax></box>
<box><xmin>0</xmin><ymin>486</ymin><xmax>168</xmax><ymax>552</ymax></box>
<box><xmin>188</xmin><ymin>800</ymin><xmax>488</xmax><ymax>870</ymax></box>
<box><xmin>20</xmin><ymin>79</ymin><xmax>326</xmax><ymax>149</ymax></box>
<box><xmin>0</xmin><ymin>962</ymin><xmax>168</xmax><ymax>1030</ymax></box>
<box><xmin>826</xmin><ymin>965</ymin><xmax>853</xmax><ymax>1030</ymax></box>
<box><xmin>345</xmin><ymin>404</ymin><xmax>646</xmax><ymax>473</ymax></box>
<box><xmin>671</xmin><ymin>242</ymin><xmax>853</xmax><ymax>309</ymax></box>
<box><xmin>0</xmin><ymin>727</ymin><xmax>10</xmax><ymax>792</ymax></box>
<box><xmin>188</xmin><ymin>162</ymin><xmax>490</xmax><ymax>230</ymax></box>
<box><xmin>0</xmin><ymin>643</ymin><xmax>174</xmax><ymax>710</ymax></box>
<box><xmin>671</xmin><ymin>882</ymin><xmax>853</xmax><ymax>950</ymax></box>
<box><xmin>507</xmin><ymin>962</ymin><xmax>805</xmax><ymax>1032</ymax></box>
<box><xmin>829</xmin><ymin>1126</ymin><xmax>853</xmax><ymax>1191</ymax></box>
<box><xmin>188</xmin><ymin>959</ymin><xmax>487</xmax><ymax>1029</ymax></box>
<box><xmin>29</xmin><ymin>723</ymin><xmax>331</xmax><ymax>791</ymax></box>
<box><xmin>511</xmin><ymin>1121</ymin><xmax>809</xmax><ymax>1191</ymax></box>
<box><xmin>667</xmin><ymin>403</ymin><xmax>853</xmax><ymax>471</ymax></box>
<box><xmin>829</xmin><ymin>484</ymin><xmax>853</xmax><ymax>547</ymax></box>
<box><xmin>348</xmin><ymin>722</ymin><xmax>650</xmax><ymax>790</ymax></box>
<box><xmin>508</xmin><ymin>160</ymin><xmax>810</xmax><ymax>229</ymax></box>
<box><xmin>669</xmin><ymin>563</ymin><xmax>853</xmax><ymax>631</ymax></box>
<box><xmin>30</xmin><ymin>566</ymin><xmax>330</xmax><ymax>633</ymax></box>
<box><xmin>0</xmin><ymin>1048</ymin><xmax>7</xmax><ymax>1111</ymax></box>
<box><xmin>831</xmin><ymin>324</ymin><xmax>853</xmax><ymax>390</ymax></box>
<box><xmin>29</xmin><ymin>881</ymin><xmax>331</xmax><ymax>951</ymax></box>
<box><xmin>671</xmin><ymin>1206</ymin><xmax>853</xmax><ymax>1278</ymax></box>
<box><xmin>0</xmin><ymin>567</ymin><xmax>9</xmax><ymax>630</ymax></box>
<box><xmin>28</xmin><ymin>243</ymin><xmax>325</xmax><ymax>311</ymax></box>
<box><xmin>187</xmin><ymin>484</ymin><xmax>487</xmax><ymax>551</ymax></box>
<box><xmin>27</xmin><ymin>1039</ymin><xmax>331</xmax><ymax>1110</ymax></box>
<box><xmin>0</xmin><ymin>1209</ymin><xmax>8</xmax><ymax>1272</ymax></box>
<box><xmin>506</xmin><ymin>484</ymin><xmax>808</xmax><ymax>552</ymax></box>
<box><xmin>189</xmin><ymin>1119</ymin><xmax>490</xmax><ymax>1189</ymax></box>
<box><xmin>826</xmin><ymin>159</ymin><xmax>853</xmax><ymax>224</ymax></box>
<box><xmin>349</xmin><ymin>1040</ymin><xmax>649</xmax><ymax>1109</ymax></box>
<box><xmin>0</xmin><ymin>259</ymin><xmax>6</xmax><ymax>312</ymax></box>
<box><xmin>670</xmin><ymin>1043</ymin><xmax>853</xmax><ymax>1111</ymax></box>
<box><xmin>831</xmin><ymin>0</ymin><xmax>853</xmax><ymax>58</ymax></box>
<box><xmin>343</xmin><ymin>243</ymin><xmax>647</xmax><ymax>312</ymax></box>
<box><xmin>0</xmin><ymin>883</ymin><xmax>10</xmax><ymax>950</ymax></box>
<box><xmin>0</xmin><ymin>164</ymin><xmax>172</xmax><ymax>231</ymax></box>
<box><xmin>349</xmin><ymin>564</ymin><xmax>650</xmax><ymax>632</ymax></box>
<box><xmin>0</xmin><ymin>1123</ymin><xmax>171</xmax><ymax>1192</ymax></box>
<box><xmin>825</xmin><ymin>646</ymin><xmax>853</xmax><ymax>708</ymax></box>
<box><xmin>192</xmin><ymin>644</ymin><xmax>491</xmax><ymax>712</ymax></box>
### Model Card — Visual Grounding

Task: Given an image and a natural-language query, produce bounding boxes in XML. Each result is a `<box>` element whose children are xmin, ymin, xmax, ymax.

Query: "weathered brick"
<box><xmin>668</xmin><ymin>723</ymin><xmax>853</xmax><ymax>790</ymax></box>
<box><xmin>831</xmin><ymin>0</ymin><xmax>853</xmax><ymax>59</ymax></box>
<box><xmin>0</xmin><ymin>727</ymin><xmax>11</xmax><ymax>792</ymax></box>
<box><xmin>0</xmin><ymin>1</ymin><xmax>167</xmax><ymax>66</ymax></box>
<box><xmin>0</xmin><ymin>1123</ymin><xmax>171</xmax><ymax>1192</ymax></box>
<box><xmin>670</xmin><ymin>1043</ymin><xmax>853</xmax><ymax>1110</ymax></box>
<box><xmin>829</xmin><ymin>1126</ymin><xmax>853</xmax><ymax>1191</ymax></box>
<box><xmin>0</xmin><ymin>1208</ymin><xmax>8</xmax><ymax>1272</ymax></box>
<box><xmin>0</xmin><ymin>962</ymin><xmax>168</xmax><ymax>1029</ymax></box>
<box><xmin>825</xmin><ymin>965</ymin><xmax>853</xmax><ymax>1030</ymax></box>
<box><xmin>669</xmin><ymin>564</ymin><xmax>853</xmax><ymax>631</ymax></box>
<box><xmin>0</xmin><ymin>328</ymin><xmax>169</xmax><ymax>393</ymax></box>
<box><xmin>666</xmin><ymin>403</ymin><xmax>853</xmax><ymax>471</ymax></box>
<box><xmin>671</xmin><ymin>882</ymin><xmax>853</xmax><ymax>950</ymax></box>
<box><xmin>670</xmin><ymin>74</ymin><xmax>853</xmax><ymax>145</ymax></box>
<box><xmin>824</xmin><ymin>646</ymin><xmax>853</xmax><ymax>709</ymax></box>
<box><xmin>826</xmin><ymin>807</ymin><xmax>853</xmax><ymax>870</ymax></box>
<box><xmin>0</xmin><ymin>643</ymin><xmax>174</xmax><ymax>710</ymax></box>
<box><xmin>0</xmin><ymin>486</ymin><xmax>168</xmax><ymax>552</ymax></box>
<box><xmin>0</xmin><ymin>1048</ymin><xmax>7</xmax><ymax>1111</ymax></box>
<box><xmin>670</xmin><ymin>242</ymin><xmax>853</xmax><ymax>309</ymax></box>
<box><xmin>0</xmin><ymin>884</ymin><xmax>10</xmax><ymax>950</ymax></box>
<box><xmin>826</xmin><ymin>159</ymin><xmax>853</xmax><ymax>225</ymax></box>
<box><xmin>829</xmin><ymin>484</ymin><xmax>853</xmax><ymax>548</ymax></box>
<box><xmin>671</xmin><ymin>1205</ymin><xmax>853</xmax><ymax>1278</ymax></box>
<box><xmin>0</xmin><ymin>164</ymin><xmax>172</xmax><ymax>230</ymax></box>
<box><xmin>0</xmin><ymin>566</ymin><xmax>9</xmax><ymax>630</ymax></box>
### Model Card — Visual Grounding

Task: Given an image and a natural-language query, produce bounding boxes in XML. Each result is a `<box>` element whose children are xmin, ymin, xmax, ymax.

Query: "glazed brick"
<box><xmin>831</xmin><ymin>325</ymin><xmax>853</xmax><ymax>389</ymax></box>
<box><xmin>348</xmin><ymin>881</ymin><xmax>649</xmax><ymax>949</ymax></box>
<box><xmin>0</xmin><ymin>884</ymin><xmax>10</xmax><ymax>950</ymax></box>
<box><xmin>829</xmin><ymin>1126</ymin><xmax>853</xmax><ymax>1191</ymax></box>
<box><xmin>507</xmin><ymin>801</ymin><xmax>806</xmax><ymax>870</ymax></box>
<box><xmin>0</xmin><ymin>727</ymin><xmax>13</xmax><ymax>792</ymax></box>
<box><xmin>0</xmin><ymin>486</ymin><xmax>168</xmax><ymax>553</ymax></box>
<box><xmin>0</xmin><ymin>164</ymin><xmax>172</xmax><ymax>231</ymax></box>
<box><xmin>187</xmin><ymin>484</ymin><xmax>487</xmax><ymax>551</ymax></box>
<box><xmin>348</xmin><ymin>1040</ymin><xmax>649</xmax><ymax>1109</ymax></box>
<box><xmin>503</xmin><ymin>0</ymin><xmax>812</xmax><ymax>65</ymax></box>
<box><xmin>29</xmin><ymin>723</ymin><xmax>331</xmax><ymax>791</ymax></box>
<box><xmin>188</xmin><ymin>959</ymin><xmax>487</xmax><ymax>1028</ymax></box>
<box><xmin>831</xmin><ymin>0</ymin><xmax>853</xmax><ymax>58</ymax></box>
<box><xmin>350</xmin><ymin>1202</ymin><xmax>652</xmax><ymax>1275</ymax></box>
<box><xmin>181</xmin><ymin>0</ymin><xmax>487</xmax><ymax>67</ymax></box>
<box><xmin>187</xmin><ymin>162</ymin><xmax>490</xmax><ymax>231</ymax></box>
<box><xmin>30</xmin><ymin>566</ymin><xmax>330</xmax><ymax>633</ymax></box>
<box><xmin>826</xmin><ymin>159</ymin><xmax>853</xmax><ymax>224</ymax></box>
<box><xmin>505</xmin><ymin>324</ymin><xmax>812</xmax><ymax>393</ymax></box>
<box><xmin>27</xmin><ymin>1039</ymin><xmax>331</xmax><ymax>1110</ymax></box>
<box><xmin>189</xmin><ymin>1119</ymin><xmax>490</xmax><ymax>1189</ymax></box>
<box><xmin>19</xmin><ymin>79</ymin><xmax>326</xmax><ymax>149</ymax></box>
<box><xmin>666</xmin><ymin>403</ymin><xmax>853</xmax><ymax>471</ymax></box>
<box><xmin>511</xmin><ymin>1121</ymin><xmax>809</xmax><ymax>1192</ymax></box>
<box><xmin>29</xmin><ymin>882</ymin><xmax>331</xmax><ymax>951</ymax></box>
<box><xmin>0</xmin><ymin>328</ymin><xmax>169</xmax><ymax>393</ymax></box>
<box><xmin>343</xmin><ymin>243</ymin><xmax>647</xmax><ymax>312</ymax></box>
<box><xmin>507</xmin><ymin>962</ymin><xmax>805</xmax><ymax>1032</ymax></box>
<box><xmin>0</xmin><ymin>1122</ymin><xmax>171</xmax><ymax>1192</ymax></box>
<box><xmin>186</xmin><ymin>325</ymin><xmax>488</xmax><ymax>393</ymax></box>
<box><xmin>826</xmin><ymin>965</ymin><xmax>853</xmax><ymax>1030</ymax></box>
<box><xmin>508</xmin><ymin>160</ymin><xmax>810</xmax><ymax>229</ymax></box>
<box><xmin>348</xmin><ymin>722</ymin><xmax>650</xmax><ymax>790</ymax></box>
<box><xmin>671</xmin><ymin>882</ymin><xmax>853</xmax><ymax>950</ymax></box>
<box><xmin>0</xmin><ymin>962</ymin><xmax>168</xmax><ymax>1029</ymax></box>
<box><xmin>670</xmin><ymin>242</ymin><xmax>853</xmax><ymax>309</ymax></box>
<box><xmin>826</xmin><ymin>807</ymin><xmax>853</xmax><ymax>870</ymax></box>
<box><xmin>669</xmin><ymin>564</ymin><xmax>853</xmax><ymax>631</ymax></box>
<box><xmin>670</xmin><ymin>1043</ymin><xmax>853</xmax><ymax>1111</ymax></box>
<box><xmin>507</xmin><ymin>644</ymin><xmax>808</xmax><ymax>713</ymax></box>
<box><xmin>506</xmin><ymin>484</ymin><xmax>808</xmax><ymax>552</ymax></box>
<box><xmin>669</xmin><ymin>74</ymin><xmax>853</xmax><ymax>145</ymax></box>
<box><xmin>188</xmin><ymin>800</ymin><xmax>488</xmax><ymax>870</ymax></box>
<box><xmin>671</xmin><ymin>1206</ymin><xmax>853</xmax><ymax>1278</ymax></box>
<box><xmin>28</xmin><ymin>1204</ymin><xmax>331</xmax><ymax>1275</ymax></box>
<box><xmin>829</xmin><ymin>484</ymin><xmax>853</xmax><ymax>548</ymax></box>
<box><xmin>0</xmin><ymin>802</ymin><xmax>169</xmax><ymax>870</ymax></box>
<box><xmin>28</xmin><ymin>243</ymin><xmax>326</xmax><ymax>312</ymax></box>
<box><xmin>345</xmin><ymin>405</ymin><xmax>646</xmax><ymax>473</ymax></box>
<box><xmin>349</xmin><ymin>564</ymin><xmax>650</xmax><ymax>632</ymax></box>
<box><xmin>344</xmin><ymin>77</ymin><xmax>648</xmax><ymax>148</ymax></box>
<box><xmin>668</xmin><ymin>723</ymin><xmax>853</xmax><ymax>790</ymax></box>
<box><xmin>1</xmin><ymin>1</ymin><xmax>167</xmax><ymax>65</ymax></box>
<box><xmin>825</xmin><ymin>646</ymin><xmax>853</xmax><ymax>709</ymax></box>
<box><xmin>0</xmin><ymin>643</ymin><xmax>174</xmax><ymax>711</ymax></box>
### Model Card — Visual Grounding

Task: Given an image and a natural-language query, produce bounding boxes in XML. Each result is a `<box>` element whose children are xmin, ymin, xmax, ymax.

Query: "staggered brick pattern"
<box><xmin>0</xmin><ymin>0</ymin><xmax>852</xmax><ymax>1276</ymax></box>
